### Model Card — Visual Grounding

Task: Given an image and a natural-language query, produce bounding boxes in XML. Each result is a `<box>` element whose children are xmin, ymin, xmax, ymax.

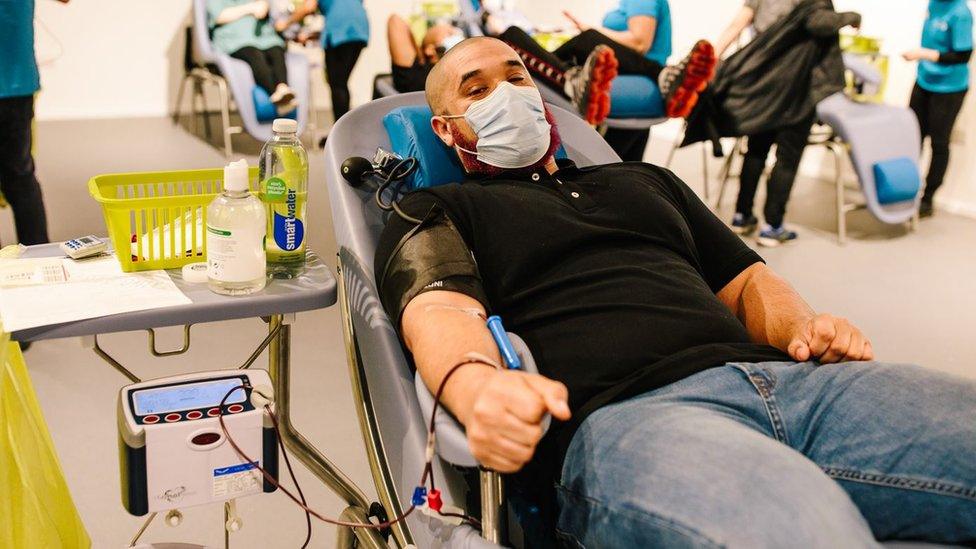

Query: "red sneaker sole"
<box><xmin>585</xmin><ymin>48</ymin><xmax>618</xmax><ymax>125</ymax></box>
<box><xmin>665</xmin><ymin>40</ymin><xmax>716</xmax><ymax>118</ymax></box>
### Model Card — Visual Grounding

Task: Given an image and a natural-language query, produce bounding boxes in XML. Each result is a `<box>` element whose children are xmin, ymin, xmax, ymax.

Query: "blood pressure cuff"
<box><xmin>378</xmin><ymin>206</ymin><xmax>489</xmax><ymax>327</ymax></box>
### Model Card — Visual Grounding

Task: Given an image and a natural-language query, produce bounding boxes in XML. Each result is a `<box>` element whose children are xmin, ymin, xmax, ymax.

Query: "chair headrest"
<box><xmin>382</xmin><ymin>106</ymin><xmax>465</xmax><ymax>189</ymax></box>
<box><xmin>382</xmin><ymin>105</ymin><xmax>568</xmax><ymax>190</ymax></box>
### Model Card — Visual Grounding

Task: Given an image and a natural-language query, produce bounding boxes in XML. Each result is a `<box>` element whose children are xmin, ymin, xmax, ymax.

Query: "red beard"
<box><xmin>450</xmin><ymin>107</ymin><xmax>563</xmax><ymax>177</ymax></box>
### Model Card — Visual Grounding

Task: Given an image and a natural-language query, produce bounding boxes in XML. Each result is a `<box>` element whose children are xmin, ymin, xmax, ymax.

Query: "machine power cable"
<box><xmin>216</xmin><ymin>360</ymin><xmax>488</xmax><ymax>545</ymax></box>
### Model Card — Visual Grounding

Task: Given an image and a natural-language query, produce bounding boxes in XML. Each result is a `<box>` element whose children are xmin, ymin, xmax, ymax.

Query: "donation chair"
<box><xmin>324</xmin><ymin>92</ymin><xmax>962</xmax><ymax>549</ymax></box>
<box><xmin>173</xmin><ymin>0</ymin><xmax>312</xmax><ymax>157</ymax></box>
<box><xmin>713</xmin><ymin>54</ymin><xmax>922</xmax><ymax>244</ymax></box>
<box><xmin>815</xmin><ymin>54</ymin><xmax>922</xmax><ymax>244</ymax></box>
<box><xmin>323</xmin><ymin>92</ymin><xmax>619</xmax><ymax>548</ymax></box>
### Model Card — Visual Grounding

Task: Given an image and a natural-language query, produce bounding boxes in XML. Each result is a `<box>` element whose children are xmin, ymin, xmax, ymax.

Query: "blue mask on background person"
<box><xmin>441</xmin><ymin>82</ymin><xmax>552</xmax><ymax>169</ymax></box>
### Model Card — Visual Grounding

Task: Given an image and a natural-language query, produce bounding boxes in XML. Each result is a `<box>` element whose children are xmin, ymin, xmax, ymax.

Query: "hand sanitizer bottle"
<box><xmin>207</xmin><ymin>159</ymin><xmax>267</xmax><ymax>295</ymax></box>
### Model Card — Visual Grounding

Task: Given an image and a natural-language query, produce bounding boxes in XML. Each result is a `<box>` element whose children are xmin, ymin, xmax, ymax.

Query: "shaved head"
<box><xmin>424</xmin><ymin>35</ymin><xmax>559</xmax><ymax>175</ymax></box>
<box><xmin>425</xmin><ymin>36</ymin><xmax>522</xmax><ymax>115</ymax></box>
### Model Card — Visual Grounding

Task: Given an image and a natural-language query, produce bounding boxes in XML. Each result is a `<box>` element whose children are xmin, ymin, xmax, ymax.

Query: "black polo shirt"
<box><xmin>374</xmin><ymin>160</ymin><xmax>788</xmax><ymax>469</ymax></box>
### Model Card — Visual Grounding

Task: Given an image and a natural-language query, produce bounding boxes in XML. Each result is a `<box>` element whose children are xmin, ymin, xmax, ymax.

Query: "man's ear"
<box><xmin>431</xmin><ymin>116</ymin><xmax>455</xmax><ymax>148</ymax></box>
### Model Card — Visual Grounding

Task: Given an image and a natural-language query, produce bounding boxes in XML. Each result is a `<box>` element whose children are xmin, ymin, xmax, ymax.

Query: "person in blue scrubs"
<box><xmin>565</xmin><ymin>0</ymin><xmax>672</xmax><ymax>66</ymax></box>
<box><xmin>561</xmin><ymin>1</ymin><xmax>715</xmax><ymax>160</ymax></box>
<box><xmin>207</xmin><ymin>0</ymin><xmax>297</xmax><ymax>115</ymax></box>
<box><xmin>905</xmin><ymin>0</ymin><xmax>973</xmax><ymax>217</ymax></box>
<box><xmin>0</xmin><ymin>0</ymin><xmax>67</xmax><ymax>246</ymax></box>
<box><xmin>286</xmin><ymin>0</ymin><xmax>368</xmax><ymax>126</ymax></box>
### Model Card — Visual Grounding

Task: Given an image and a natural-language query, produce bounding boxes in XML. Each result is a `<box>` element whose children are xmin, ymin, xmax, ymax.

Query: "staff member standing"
<box><xmin>283</xmin><ymin>0</ymin><xmax>369</xmax><ymax>125</ymax></box>
<box><xmin>905</xmin><ymin>0</ymin><xmax>973</xmax><ymax>218</ymax></box>
<box><xmin>716</xmin><ymin>0</ymin><xmax>859</xmax><ymax>246</ymax></box>
<box><xmin>0</xmin><ymin>0</ymin><xmax>66</xmax><ymax>246</ymax></box>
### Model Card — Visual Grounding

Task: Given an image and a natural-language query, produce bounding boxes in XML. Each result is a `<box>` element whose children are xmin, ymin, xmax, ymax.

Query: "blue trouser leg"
<box><xmin>756</xmin><ymin>361</ymin><xmax>976</xmax><ymax>541</ymax></box>
<box><xmin>556</xmin><ymin>361</ymin><xmax>976</xmax><ymax>547</ymax></box>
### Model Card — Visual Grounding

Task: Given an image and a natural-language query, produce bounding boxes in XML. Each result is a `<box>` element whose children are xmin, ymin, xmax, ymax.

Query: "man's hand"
<box><xmin>274</xmin><ymin>19</ymin><xmax>290</xmax><ymax>32</ymax></box>
<box><xmin>787</xmin><ymin>314</ymin><xmax>874</xmax><ymax>364</ymax></box>
<box><xmin>462</xmin><ymin>370</ymin><xmax>571</xmax><ymax>473</ymax></box>
<box><xmin>251</xmin><ymin>0</ymin><xmax>270</xmax><ymax>20</ymax></box>
<box><xmin>563</xmin><ymin>11</ymin><xmax>590</xmax><ymax>32</ymax></box>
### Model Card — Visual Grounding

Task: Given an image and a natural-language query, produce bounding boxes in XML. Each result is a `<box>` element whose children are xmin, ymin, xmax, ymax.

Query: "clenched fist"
<box><xmin>461</xmin><ymin>370</ymin><xmax>570</xmax><ymax>473</ymax></box>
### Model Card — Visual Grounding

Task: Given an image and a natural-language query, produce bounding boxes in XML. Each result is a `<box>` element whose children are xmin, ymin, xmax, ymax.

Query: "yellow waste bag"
<box><xmin>1</xmin><ymin>334</ymin><xmax>91</xmax><ymax>548</ymax></box>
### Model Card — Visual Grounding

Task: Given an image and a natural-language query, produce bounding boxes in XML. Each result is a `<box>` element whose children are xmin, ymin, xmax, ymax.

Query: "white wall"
<box><xmin>33</xmin><ymin>0</ymin><xmax>975</xmax><ymax>212</ymax></box>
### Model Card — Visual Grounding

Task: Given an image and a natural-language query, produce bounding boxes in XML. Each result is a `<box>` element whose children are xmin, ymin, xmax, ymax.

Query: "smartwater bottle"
<box><xmin>259</xmin><ymin>118</ymin><xmax>308</xmax><ymax>278</ymax></box>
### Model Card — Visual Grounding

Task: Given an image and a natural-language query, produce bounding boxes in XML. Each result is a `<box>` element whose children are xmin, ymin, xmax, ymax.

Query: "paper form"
<box><xmin>0</xmin><ymin>255</ymin><xmax>192</xmax><ymax>332</ymax></box>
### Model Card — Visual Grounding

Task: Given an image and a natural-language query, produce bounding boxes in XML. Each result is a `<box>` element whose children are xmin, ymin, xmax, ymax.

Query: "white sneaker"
<box><xmin>270</xmin><ymin>84</ymin><xmax>295</xmax><ymax>106</ymax></box>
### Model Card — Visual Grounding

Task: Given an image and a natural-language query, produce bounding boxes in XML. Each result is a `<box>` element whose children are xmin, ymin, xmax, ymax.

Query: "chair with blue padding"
<box><xmin>322</xmin><ymin>91</ymin><xmax>956</xmax><ymax>548</ymax></box>
<box><xmin>712</xmin><ymin>54</ymin><xmax>923</xmax><ymax>244</ymax></box>
<box><xmin>173</xmin><ymin>0</ymin><xmax>311</xmax><ymax>157</ymax></box>
<box><xmin>323</xmin><ymin>91</ymin><xmax>617</xmax><ymax>548</ymax></box>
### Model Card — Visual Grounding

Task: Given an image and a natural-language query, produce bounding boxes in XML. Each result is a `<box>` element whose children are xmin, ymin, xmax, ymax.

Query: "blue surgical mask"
<box><xmin>441</xmin><ymin>82</ymin><xmax>552</xmax><ymax>169</ymax></box>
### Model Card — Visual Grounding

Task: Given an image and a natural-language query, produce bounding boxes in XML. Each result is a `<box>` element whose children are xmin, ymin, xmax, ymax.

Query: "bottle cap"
<box><xmin>223</xmin><ymin>159</ymin><xmax>249</xmax><ymax>192</ymax></box>
<box><xmin>182</xmin><ymin>262</ymin><xmax>209</xmax><ymax>283</ymax></box>
<box><xmin>272</xmin><ymin>118</ymin><xmax>298</xmax><ymax>134</ymax></box>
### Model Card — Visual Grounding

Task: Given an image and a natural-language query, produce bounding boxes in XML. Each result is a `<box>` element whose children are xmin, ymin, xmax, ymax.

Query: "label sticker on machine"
<box><xmin>213</xmin><ymin>462</ymin><xmax>261</xmax><ymax>498</ymax></box>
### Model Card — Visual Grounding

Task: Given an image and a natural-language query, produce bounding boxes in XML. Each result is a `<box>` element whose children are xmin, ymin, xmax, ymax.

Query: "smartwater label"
<box><xmin>213</xmin><ymin>462</ymin><xmax>261</xmax><ymax>498</ymax></box>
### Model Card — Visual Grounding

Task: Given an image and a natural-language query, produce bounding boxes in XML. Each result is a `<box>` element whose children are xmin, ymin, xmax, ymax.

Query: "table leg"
<box><xmin>266</xmin><ymin>314</ymin><xmax>388</xmax><ymax>549</ymax></box>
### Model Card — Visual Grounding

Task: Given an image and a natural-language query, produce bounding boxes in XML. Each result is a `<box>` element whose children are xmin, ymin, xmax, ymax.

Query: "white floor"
<box><xmin>16</xmin><ymin>114</ymin><xmax>976</xmax><ymax>548</ymax></box>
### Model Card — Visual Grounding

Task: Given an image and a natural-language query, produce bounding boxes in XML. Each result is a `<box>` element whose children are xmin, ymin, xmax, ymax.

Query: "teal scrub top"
<box><xmin>918</xmin><ymin>0</ymin><xmax>973</xmax><ymax>93</ymax></box>
<box><xmin>0</xmin><ymin>0</ymin><xmax>41</xmax><ymax>98</ymax></box>
<box><xmin>206</xmin><ymin>0</ymin><xmax>284</xmax><ymax>56</ymax></box>
<box><xmin>318</xmin><ymin>0</ymin><xmax>369</xmax><ymax>49</ymax></box>
<box><xmin>601</xmin><ymin>0</ymin><xmax>672</xmax><ymax>66</ymax></box>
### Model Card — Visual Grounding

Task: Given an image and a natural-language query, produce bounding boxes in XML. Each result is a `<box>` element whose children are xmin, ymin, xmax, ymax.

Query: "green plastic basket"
<box><xmin>88</xmin><ymin>167</ymin><xmax>259</xmax><ymax>272</ymax></box>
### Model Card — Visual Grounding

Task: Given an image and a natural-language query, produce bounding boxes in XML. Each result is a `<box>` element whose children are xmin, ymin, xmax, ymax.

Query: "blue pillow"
<box><xmin>873</xmin><ymin>157</ymin><xmax>921</xmax><ymax>205</ymax></box>
<box><xmin>253</xmin><ymin>87</ymin><xmax>296</xmax><ymax>123</ymax></box>
<box><xmin>383</xmin><ymin>106</ymin><xmax>466</xmax><ymax>189</ymax></box>
<box><xmin>608</xmin><ymin>75</ymin><xmax>665</xmax><ymax>119</ymax></box>
<box><xmin>383</xmin><ymin>105</ymin><xmax>568</xmax><ymax>190</ymax></box>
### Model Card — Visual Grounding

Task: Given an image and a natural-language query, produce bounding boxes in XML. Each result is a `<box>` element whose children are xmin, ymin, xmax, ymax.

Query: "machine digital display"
<box><xmin>132</xmin><ymin>378</ymin><xmax>246</xmax><ymax>416</ymax></box>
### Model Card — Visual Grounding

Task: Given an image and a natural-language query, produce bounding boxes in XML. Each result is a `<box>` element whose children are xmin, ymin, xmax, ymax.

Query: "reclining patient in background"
<box><xmin>385</xmin><ymin>13</ymin><xmax>714</xmax><ymax>125</ymax></box>
<box><xmin>375</xmin><ymin>36</ymin><xmax>976</xmax><ymax>547</ymax></box>
<box><xmin>207</xmin><ymin>0</ymin><xmax>297</xmax><ymax>115</ymax></box>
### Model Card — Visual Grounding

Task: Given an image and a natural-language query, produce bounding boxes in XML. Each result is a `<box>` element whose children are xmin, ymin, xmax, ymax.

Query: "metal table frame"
<box><xmin>11</xmin><ymin>245</ymin><xmax>387</xmax><ymax>548</ymax></box>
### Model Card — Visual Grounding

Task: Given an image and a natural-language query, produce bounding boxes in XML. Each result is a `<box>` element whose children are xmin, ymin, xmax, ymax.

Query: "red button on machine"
<box><xmin>227</xmin><ymin>404</ymin><xmax>244</xmax><ymax>414</ymax></box>
<box><xmin>165</xmin><ymin>413</ymin><xmax>182</xmax><ymax>423</ymax></box>
<box><xmin>207</xmin><ymin>408</ymin><xmax>221</xmax><ymax>417</ymax></box>
<box><xmin>186</xmin><ymin>410</ymin><xmax>203</xmax><ymax>420</ymax></box>
<box><xmin>142</xmin><ymin>415</ymin><xmax>160</xmax><ymax>424</ymax></box>
<box><xmin>191</xmin><ymin>432</ymin><xmax>221</xmax><ymax>446</ymax></box>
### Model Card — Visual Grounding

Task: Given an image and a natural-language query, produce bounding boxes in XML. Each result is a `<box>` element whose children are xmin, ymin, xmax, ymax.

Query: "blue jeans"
<box><xmin>556</xmin><ymin>361</ymin><xmax>976</xmax><ymax>547</ymax></box>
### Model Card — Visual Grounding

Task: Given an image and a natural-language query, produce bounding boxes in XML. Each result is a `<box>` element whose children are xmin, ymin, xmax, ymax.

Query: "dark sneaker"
<box><xmin>730</xmin><ymin>212</ymin><xmax>759</xmax><ymax>235</ymax></box>
<box><xmin>658</xmin><ymin>39</ymin><xmax>717</xmax><ymax>118</ymax></box>
<box><xmin>757</xmin><ymin>225</ymin><xmax>798</xmax><ymax>247</ymax></box>
<box><xmin>919</xmin><ymin>200</ymin><xmax>934</xmax><ymax>218</ymax></box>
<box><xmin>566</xmin><ymin>45</ymin><xmax>618</xmax><ymax>125</ymax></box>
